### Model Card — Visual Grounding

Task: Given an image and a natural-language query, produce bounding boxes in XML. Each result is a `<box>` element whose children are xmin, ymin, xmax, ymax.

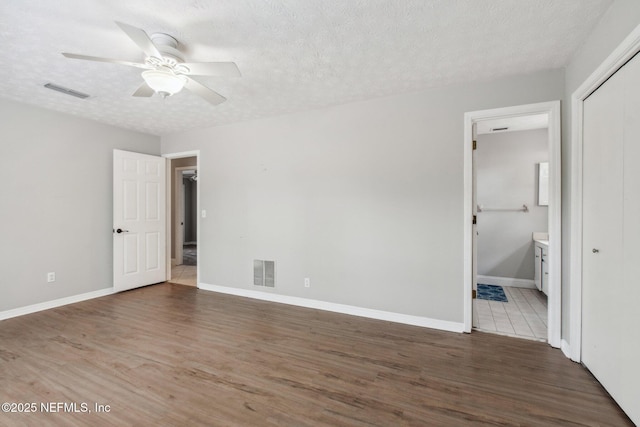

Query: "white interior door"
<box><xmin>113</xmin><ymin>149</ymin><xmax>167</xmax><ymax>292</ymax></box>
<box><xmin>622</xmin><ymin>57</ymin><xmax>640</xmax><ymax>425</ymax></box>
<box><xmin>582</xmin><ymin>53</ymin><xmax>640</xmax><ymax>424</ymax></box>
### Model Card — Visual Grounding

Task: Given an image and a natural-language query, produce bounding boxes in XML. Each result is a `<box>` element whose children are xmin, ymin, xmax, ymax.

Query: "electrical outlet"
<box><xmin>304</xmin><ymin>278</ymin><xmax>310</xmax><ymax>288</ymax></box>
<box><xmin>47</xmin><ymin>272</ymin><xmax>56</xmax><ymax>283</ymax></box>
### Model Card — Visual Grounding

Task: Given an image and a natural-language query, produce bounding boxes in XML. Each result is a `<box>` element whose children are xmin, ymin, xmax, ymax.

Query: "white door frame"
<box><xmin>569</xmin><ymin>24</ymin><xmax>640</xmax><ymax>363</ymax></box>
<box><xmin>463</xmin><ymin>101</ymin><xmax>562</xmax><ymax>348</ymax></box>
<box><xmin>163</xmin><ymin>151</ymin><xmax>200</xmax><ymax>284</ymax></box>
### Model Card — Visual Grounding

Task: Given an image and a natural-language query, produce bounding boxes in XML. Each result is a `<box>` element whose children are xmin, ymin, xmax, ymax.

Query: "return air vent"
<box><xmin>253</xmin><ymin>260</ymin><xmax>275</xmax><ymax>288</ymax></box>
<box><xmin>44</xmin><ymin>83</ymin><xmax>90</xmax><ymax>99</ymax></box>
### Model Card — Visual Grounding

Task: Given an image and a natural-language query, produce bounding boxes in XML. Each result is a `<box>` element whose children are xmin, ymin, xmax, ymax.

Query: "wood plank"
<box><xmin>0</xmin><ymin>284</ymin><xmax>632</xmax><ymax>426</ymax></box>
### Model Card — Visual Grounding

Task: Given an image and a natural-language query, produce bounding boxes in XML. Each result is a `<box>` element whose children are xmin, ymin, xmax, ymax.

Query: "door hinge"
<box><xmin>472</xmin><ymin>140</ymin><xmax>477</xmax><ymax>150</ymax></box>
<box><xmin>472</xmin><ymin>215</ymin><xmax>477</xmax><ymax>225</ymax></box>
<box><xmin>472</xmin><ymin>289</ymin><xmax>477</xmax><ymax>299</ymax></box>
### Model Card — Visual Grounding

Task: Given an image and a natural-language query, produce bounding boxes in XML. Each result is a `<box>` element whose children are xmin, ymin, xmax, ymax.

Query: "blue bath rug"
<box><xmin>477</xmin><ymin>284</ymin><xmax>508</xmax><ymax>302</ymax></box>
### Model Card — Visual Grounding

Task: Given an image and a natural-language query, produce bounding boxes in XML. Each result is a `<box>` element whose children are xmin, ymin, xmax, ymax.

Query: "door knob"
<box><xmin>115</xmin><ymin>228</ymin><xmax>129</xmax><ymax>234</ymax></box>
<box><xmin>592</xmin><ymin>248</ymin><xmax>599</xmax><ymax>253</ymax></box>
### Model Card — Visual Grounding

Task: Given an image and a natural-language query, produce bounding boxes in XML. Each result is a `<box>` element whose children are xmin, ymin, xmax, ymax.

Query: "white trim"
<box><xmin>561</xmin><ymin>339</ymin><xmax>575</xmax><ymax>361</ymax></box>
<box><xmin>464</xmin><ymin>101</ymin><xmax>562</xmax><ymax>349</ymax></box>
<box><xmin>477</xmin><ymin>275</ymin><xmax>536</xmax><ymax>289</ymax></box>
<box><xmin>199</xmin><ymin>283</ymin><xmax>465</xmax><ymax>333</ymax></box>
<box><xmin>163</xmin><ymin>150</ymin><xmax>200</xmax><ymax>160</ymax></box>
<box><xmin>569</xmin><ymin>23</ymin><xmax>640</xmax><ymax>364</ymax></box>
<box><xmin>463</xmin><ymin>118</ymin><xmax>473</xmax><ymax>333</ymax></box>
<box><xmin>166</xmin><ymin>161</ymin><xmax>172</xmax><ymax>279</ymax></box>
<box><xmin>0</xmin><ymin>288</ymin><xmax>115</xmax><ymax>321</ymax></box>
<box><xmin>163</xmin><ymin>151</ymin><xmax>200</xmax><ymax>285</ymax></box>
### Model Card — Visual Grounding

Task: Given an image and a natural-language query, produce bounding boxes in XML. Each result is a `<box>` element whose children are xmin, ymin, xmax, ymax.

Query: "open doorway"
<box><xmin>463</xmin><ymin>101</ymin><xmax>561</xmax><ymax>348</ymax></box>
<box><xmin>166</xmin><ymin>154</ymin><xmax>199</xmax><ymax>287</ymax></box>
<box><xmin>473</xmin><ymin>116</ymin><xmax>549</xmax><ymax>341</ymax></box>
<box><xmin>179</xmin><ymin>168</ymin><xmax>198</xmax><ymax>262</ymax></box>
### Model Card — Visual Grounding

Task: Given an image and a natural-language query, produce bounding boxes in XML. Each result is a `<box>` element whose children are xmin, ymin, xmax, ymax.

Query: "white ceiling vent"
<box><xmin>44</xmin><ymin>83</ymin><xmax>90</xmax><ymax>99</ymax></box>
<box><xmin>254</xmin><ymin>260</ymin><xmax>275</xmax><ymax>288</ymax></box>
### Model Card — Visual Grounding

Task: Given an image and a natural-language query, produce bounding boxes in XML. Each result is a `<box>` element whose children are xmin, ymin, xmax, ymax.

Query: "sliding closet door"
<box><xmin>620</xmin><ymin>56</ymin><xmax>640</xmax><ymax>426</ymax></box>
<box><xmin>582</xmin><ymin>53</ymin><xmax>640</xmax><ymax>424</ymax></box>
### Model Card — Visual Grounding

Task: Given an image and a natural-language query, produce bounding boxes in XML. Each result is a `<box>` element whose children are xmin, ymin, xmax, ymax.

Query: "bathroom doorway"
<box><xmin>473</xmin><ymin>116</ymin><xmax>549</xmax><ymax>341</ymax></box>
<box><xmin>463</xmin><ymin>101</ymin><xmax>561</xmax><ymax>348</ymax></box>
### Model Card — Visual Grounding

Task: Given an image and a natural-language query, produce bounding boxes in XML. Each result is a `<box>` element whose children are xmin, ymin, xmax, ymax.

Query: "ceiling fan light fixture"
<box><xmin>63</xmin><ymin>22</ymin><xmax>237</xmax><ymax>105</ymax></box>
<box><xmin>141</xmin><ymin>69</ymin><xmax>187</xmax><ymax>97</ymax></box>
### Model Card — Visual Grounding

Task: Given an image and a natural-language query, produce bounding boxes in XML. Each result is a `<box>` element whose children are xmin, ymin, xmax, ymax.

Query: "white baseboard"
<box><xmin>478</xmin><ymin>275</ymin><xmax>536</xmax><ymax>289</ymax></box>
<box><xmin>561</xmin><ymin>339</ymin><xmax>572</xmax><ymax>359</ymax></box>
<box><xmin>0</xmin><ymin>288</ymin><xmax>115</xmax><ymax>321</ymax></box>
<box><xmin>198</xmin><ymin>283</ymin><xmax>464</xmax><ymax>333</ymax></box>
<box><xmin>561</xmin><ymin>339</ymin><xmax>581</xmax><ymax>363</ymax></box>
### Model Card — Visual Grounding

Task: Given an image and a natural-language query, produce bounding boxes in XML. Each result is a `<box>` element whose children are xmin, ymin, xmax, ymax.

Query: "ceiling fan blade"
<box><xmin>115</xmin><ymin>21</ymin><xmax>162</xmax><ymax>58</ymax></box>
<box><xmin>132</xmin><ymin>82</ymin><xmax>155</xmax><ymax>97</ymax></box>
<box><xmin>181</xmin><ymin>62</ymin><xmax>241</xmax><ymax>77</ymax></box>
<box><xmin>184</xmin><ymin>77</ymin><xmax>226</xmax><ymax>105</ymax></box>
<box><xmin>62</xmin><ymin>52</ymin><xmax>151</xmax><ymax>69</ymax></box>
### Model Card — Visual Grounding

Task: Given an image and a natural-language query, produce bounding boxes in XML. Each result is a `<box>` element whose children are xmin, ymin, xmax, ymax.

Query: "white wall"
<box><xmin>476</xmin><ymin>129</ymin><xmax>548</xmax><ymax>280</ymax></box>
<box><xmin>162</xmin><ymin>69</ymin><xmax>563</xmax><ymax>324</ymax></box>
<box><xmin>561</xmin><ymin>0</ymin><xmax>640</xmax><ymax>343</ymax></box>
<box><xmin>0</xmin><ymin>99</ymin><xmax>160</xmax><ymax>312</ymax></box>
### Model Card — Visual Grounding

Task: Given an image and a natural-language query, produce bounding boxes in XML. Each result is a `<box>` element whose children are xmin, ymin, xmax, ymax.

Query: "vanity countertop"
<box><xmin>532</xmin><ymin>232</ymin><xmax>549</xmax><ymax>248</ymax></box>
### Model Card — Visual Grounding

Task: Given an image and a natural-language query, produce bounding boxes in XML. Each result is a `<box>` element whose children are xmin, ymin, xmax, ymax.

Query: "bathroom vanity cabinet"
<box><xmin>534</xmin><ymin>240</ymin><xmax>548</xmax><ymax>295</ymax></box>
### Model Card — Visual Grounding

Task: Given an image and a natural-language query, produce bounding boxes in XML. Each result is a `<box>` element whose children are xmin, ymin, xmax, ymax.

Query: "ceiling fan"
<box><xmin>62</xmin><ymin>21</ymin><xmax>240</xmax><ymax>105</ymax></box>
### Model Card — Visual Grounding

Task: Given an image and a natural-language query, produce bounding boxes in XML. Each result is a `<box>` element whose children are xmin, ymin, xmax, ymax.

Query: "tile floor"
<box><xmin>473</xmin><ymin>286</ymin><xmax>547</xmax><ymax>341</ymax></box>
<box><xmin>170</xmin><ymin>264</ymin><xmax>197</xmax><ymax>287</ymax></box>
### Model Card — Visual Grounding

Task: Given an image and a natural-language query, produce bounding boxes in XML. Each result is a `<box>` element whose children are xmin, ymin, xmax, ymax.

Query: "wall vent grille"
<box><xmin>44</xmin><ymin>83</ymin><xmax>90</xmax><ymax>99</ymax></box>
<box><xmin>253</xmin><ymin>260</ymin><xmax>275</xmax><ymax>288</ymax></box>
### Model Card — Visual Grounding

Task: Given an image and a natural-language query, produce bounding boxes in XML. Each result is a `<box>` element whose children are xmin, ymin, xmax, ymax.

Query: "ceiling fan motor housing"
<box><xmin>148</xmin><ymin>33</ymin><xmax>185</xmax><ymax>68</ymax></box>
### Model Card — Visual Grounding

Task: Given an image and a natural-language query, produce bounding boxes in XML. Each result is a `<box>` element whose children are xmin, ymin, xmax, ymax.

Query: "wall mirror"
<box><xmin>538</xmin><ymin>162</ymin><xmax>549</xmax><ymax>206</ymax></box>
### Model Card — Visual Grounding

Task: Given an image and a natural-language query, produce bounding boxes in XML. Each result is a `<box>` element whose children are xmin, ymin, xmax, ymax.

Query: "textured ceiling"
<box><xmin>0</xmin><ymin>0</ymin><xmax>612</xmax><ymax>136</ymax></box>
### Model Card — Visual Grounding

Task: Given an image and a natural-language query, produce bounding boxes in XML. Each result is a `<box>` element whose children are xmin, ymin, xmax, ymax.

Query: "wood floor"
<box><xmin>0</xmin><ymin>284</ymin><xmax>631</xmax><ymax>426</ymax></box>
